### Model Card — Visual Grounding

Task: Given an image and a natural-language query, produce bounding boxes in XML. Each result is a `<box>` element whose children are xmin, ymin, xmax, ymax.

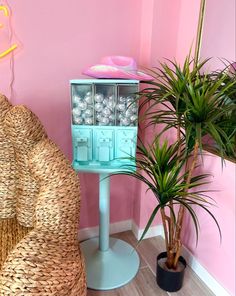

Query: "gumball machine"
<box><xmin>70</xmin><ymin>79</ymin><xmax>140</xmax><ymax>290</ymax></box>
<box><xmin>71</xmin><ymin>79</ymin><xmax>139</xmax><ymax>171</ymax></box>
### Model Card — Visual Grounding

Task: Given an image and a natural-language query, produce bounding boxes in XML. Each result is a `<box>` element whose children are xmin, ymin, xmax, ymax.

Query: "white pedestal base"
<box><xmin>81</xmin><ymin>237</ymin><xmax>140</xmax><ymax>290</ymax></box>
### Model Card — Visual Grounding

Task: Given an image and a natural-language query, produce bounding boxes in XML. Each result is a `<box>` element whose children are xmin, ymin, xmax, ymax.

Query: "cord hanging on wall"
<box><xmin>0</xmin><ymin>4</ymin><xmax>17</xmax><ymax>58</ymax></box>
<box><xmin>0</xmin><ymin>1</ymin><xmax>19</xmax><ymax>101</ymax></box>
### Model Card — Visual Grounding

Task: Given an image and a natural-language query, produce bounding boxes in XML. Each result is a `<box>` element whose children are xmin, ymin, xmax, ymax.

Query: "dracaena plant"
<box><xmin>209</xmin><ymin>63</ymin><xmax>236</xmax><ymax>160</ymax></box>
<box><xmin>139</xmin><ymin>55</ymin><xmax>236</xmax><ymax>157</ymax></box>
<box><xmin>115</xmin><ymin>137</ymin><xmax>220</xmax><ymax>269</ymax></box>
<box><xmin>118</xmin><ymin>54</ymin><xmax>235</xmax><ymax>269</ymax></box>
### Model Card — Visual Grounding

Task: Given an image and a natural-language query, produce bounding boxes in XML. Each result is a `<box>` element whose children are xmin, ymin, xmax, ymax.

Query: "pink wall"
<box><xmin>138</xmin><ymin>0</ymin><xmax>154</xmax><ymax>67</ymax></box>
<box><xmin>0</xmin><ymin>0</ymin><xmax>143</xmax><ymax>229</ymax></box>
<box><xmin>201</xmin><ymin>0</ymin><xmax>236</xmax><ymax>70</ymax></box>
<box><xmin>137</xmin><ymin>0</ymin><xmax>201</xmax><ymax>229</ymax></box>
<box><xmin>133</xmin><ymin>0</ymin><xmax>181</xmax><ymax>227</ymax></box>
<box><xmin>176</xmin><ymin>0</ymin><xmax>201</xmax><ymax>63</ymax></box>
<box><xmin>150</xmin><ymin>0</ymin><xmax>182</xmax><ymax>66</ymax></box>
<box><xmin>0</xmin><ymin>0</ymin><xmax>201</xmax><ymax>230</ymax></box>
<box><xmin>0</xmin><ymin>1</ymin><xmax>235</xmax><ymax>294</ymax></box>
<box><xmin>183</xmin><ymin>155</ymin><xmax>235</xmax><ymax>295</ymax></box>
<box><xmin>136</xmin><ymin>1</ymin><xmax>235</xmax><ymax>294</ymax></box>
<box><xmin>183</xmin><ymin>2</ymin><xmax>236</xmax><ymax>294</ymax></box>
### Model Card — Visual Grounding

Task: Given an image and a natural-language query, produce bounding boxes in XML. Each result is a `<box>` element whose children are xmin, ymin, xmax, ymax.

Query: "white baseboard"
<box><xmin>132</xmin><ymin>223</ymin><xmax>231</xmax><ymax>296</ymax></box>
<box><xmin>131</xmin><ymin>221</ymin><xmax>164</xmax><ymax>240</ymax></box>
<box><xmin>78</xmin><ymin>219</ymin><xmax>132</xmax><ymax>241</ymax></box>
<box><xmin>181</xmin><ymin>246</ymin><xmax>231</xmax><ymax>296</ymax></box>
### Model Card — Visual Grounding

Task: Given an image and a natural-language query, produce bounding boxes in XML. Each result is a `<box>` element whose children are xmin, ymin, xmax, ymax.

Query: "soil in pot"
<box><xmin>156</xmin><ymin>252</ymin><xmax>186</xmax><ymax>292</ymax></box>
<box><xmin>158</xmin><ymin>258</ymin><xmax>185</xmax><ymax>272</ymax></box>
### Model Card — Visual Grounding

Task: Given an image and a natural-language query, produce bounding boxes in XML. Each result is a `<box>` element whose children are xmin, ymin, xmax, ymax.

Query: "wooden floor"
<box><xmin>87</xmin><ymin>231</ymin><xmax>215</xmax><ymax>296</ymax></box>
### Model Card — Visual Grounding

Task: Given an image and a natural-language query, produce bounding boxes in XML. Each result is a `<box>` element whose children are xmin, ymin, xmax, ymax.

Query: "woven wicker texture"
<box><xmin>0</xmin><ymin>95</ymin><xmax>31</xmax><ymax>271</ymax></box>
<box><xmin>0</xmin><ymin>138</ymin><xmax>86</xmax><ymax>295</ymax></box>
<box><xmin>0</xmin><ymin>217</ymin><xmax>31</xmax><ymax>271</ymax></box>
<box><xmin>3</xmin><ymin>105</ymin><xmax>47</xmax><ymax>227</ymax></box>
<box><xmin>0</xmin><ymin>94</ymin><xmax>16</xmax><ymax>219</ymax></box>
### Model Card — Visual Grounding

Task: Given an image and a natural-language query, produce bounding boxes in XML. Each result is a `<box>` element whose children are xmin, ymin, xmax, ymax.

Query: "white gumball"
<box><xmin>103</xmin><ymin>107</ymin><xmax>111</xmax><ymax>117</ymax></box>
<box><xmin>130</xmin><ymin>114</ymin><xmax>138</xmax><ymax>122</ymax></box>
<box><xmin>117</xmin><ymin>113</ymin><xmax>124</xmax><ymax>120</ymax></box>
<box><xmin>117</xmin><ymin>115</ymin><xmax>124</xmax><ymax>122</ymax></box>
<box><xmin>73</xmin><ymin>96</ymin><xmax>82</xmax><ymax>106</ymax></box>
<box><xmin>95</xmin><ymin>93</ymin><xmax>104</xmax><ymax>103</ymax></box>
<box><xmin>72</xmin><ymin>108</ymin><xmax>81</xmax><ymax>116</ymax></box>
<box><xmin>125</xmin><ymin>108</ymin><xmax>134</xmax><ymax>117</ymax></box>
<box><xmin>108</xmin><ymin>114</ymin><xmax>115</xmax><ymax>122</ymax></box>
<box><xmin>100</xmin><ymin>117</ymin><xmax>109</xmax><ymax>125</ymax></box>
<box><xmin>102</xmin><ymin>98</ymin><xmax>109</xmax><ymax>106</ymax></box>
<box><xmin>119</xmin><ymin>96</ymin><xmax>126</xmax><ymax>103</ymax></box>
<box><xmin>96</xmin><ymin>113</ymin><xmax>103</xmax><ymax>122</ymax></box>
<box><xmin>117</xmin><ymin>103</ymin><xmax>126</xmax><ymax>112</ymax></box>
<box><xmin>108</xmin><ymin>95</ymin><xmax>114</xmax><ymax>101</ymax></box>
<box><xmin>107</xmin><ymin>100</ymin><xmax>115</xmax><ymax>110</ymax></box>
<box><xmin>73</xmin><ymin>117</ymin><xmax>83</xmax><ymax>125</ymax></box>
<box><xmin>86</xmin><ymin>91</ymin><xmax>91</xmax><ymax>96</ymax></box>
<box><xmin>84</xmin><ymin>107</ymin><xmax>94</xmax><ymax>117</ymax></box>
<box><xmin>131</xmin><ymin>105</ymin><xmax>138</xmax><ymax>114</ymax></box>
<box><xmin>120</xmin><ymin>117</ymin><xmax>131</xmax><ymax>126</ymax></box>
<box><xmin>84</xmin><ymin>95</ymin><xmax>93</xmax><ymax>105</ymax></box>
<box><xmin>78</xmin><ymin>101</ymin><xmax>87</xmax><ymax>111</ymax></box>
<box><xmin>127</xmin><ymin>97</ymin><xmax>134</xmax><ymax>105</ymax></box>
<box><xmin>95</xmin><ymin>103</ymin><xmax>103</xmax><ymax>112</ymax></box>
<box><xmin>127</xmin><ymin>103</ymin><xmax>135</xmax><ymax>111</ymax></box>
<box><xmin>84</xmin><ymin>117</ymin><xmax>93</xmax><ymax>125</ymax></box>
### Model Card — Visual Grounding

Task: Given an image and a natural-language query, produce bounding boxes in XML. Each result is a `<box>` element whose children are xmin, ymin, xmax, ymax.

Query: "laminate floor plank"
<box><xmin>168</xmin><ymin>268</ymin><xmax>215</xmax><ymax>296</ymax></box>
<box><xmin>111</xmin><ymin>231</ymin><xmax>147</xmax><ymax>268</ymax></box>
<box><xmin>87</xmin><ymin>267</ymin><xmax>168</xmax><ymax>296</ymax></box>
<box><xmin>135</xmin><ymin>235</ymin><xmax>165</xmax><ymax>273</ymax></box>
<box><xmin>85</xmin><ymin>231</ymin><xmax>215</xmax><ymax>296</ymax></box>
<box><xmin>131</xmin><ymin>267</ymin><xmax>168</xmax><ymax>296</ymax></box>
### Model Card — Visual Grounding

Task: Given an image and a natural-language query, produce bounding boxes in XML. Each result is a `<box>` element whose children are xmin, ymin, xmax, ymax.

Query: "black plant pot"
<box><xmin>156</xmin><ymin>252</ymin><xmax>187</xmax><ymax>292</ymax></box>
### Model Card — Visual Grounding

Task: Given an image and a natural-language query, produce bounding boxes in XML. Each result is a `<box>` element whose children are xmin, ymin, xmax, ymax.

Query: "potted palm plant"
<box><xmin>114</xmin><ymin>54</ymin><xmax>236</xmax><ymax>292</ymax></box>
<box><xmin>207</xmin><ymin>62</ymin><xmax>236</xmax><ymax>161</ymax></box>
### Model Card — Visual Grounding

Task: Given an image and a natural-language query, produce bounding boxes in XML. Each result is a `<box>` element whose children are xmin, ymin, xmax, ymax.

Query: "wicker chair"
<box><xmin>4</xmin><ymin>104</ymin><xmax>47</xmax><ymax>228</ymax></box>
<box><xmin>0</xmin><ymin>94</ymin><xmax>16</xmax><ymax>219</ymax></box>
<box><xmin>0</xmin><ymin>95</ymin><xmax>29</xmax><ymax>270</ymax></box>
<box><xmin>0</xmin><ymin>96</ymin><xmax>86</xmax><ymax>295</ymax></box>
<box><xmin>0</xmin><ymin>100</ymin><xmax>47</xmax><ymax>269</ymax></box>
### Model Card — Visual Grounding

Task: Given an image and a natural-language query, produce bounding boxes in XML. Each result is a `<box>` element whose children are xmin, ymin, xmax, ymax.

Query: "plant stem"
<box><xmin>160</xmin><ymin>208</ymin><xmax>169</xmax><ymax>252</ymax></box>
<box><xmin>160</xmin><ymin>208</ymin><xmax>175</xmax><ymax>268</ymax></box>
<box><xmin>173</xmin><ymin>139</ymin><xmax>199</xmax><ymax>268</ymax></box>
<box><xmin>176</xmin><ymin>122</ymin><xmax>182</xmax><ymax>160</ymax></box>
<box><xmin>173</xmin><ymin>239</ymin><xmax>182</xmax><ymax>268</ymax></box>
<box><xmin>164</xmin><ymin>214</ymin><xmax>172</xmax><ymax>250</ymax></box>
<box><xmin>169</xmin><ymin>202</ymin><xmax>174</xmax><ymax>249</ymax></box>
<box><xmin>194</xmin><ymin>0</ymin><xmax>206</xmax><ymax>66</ymax></box>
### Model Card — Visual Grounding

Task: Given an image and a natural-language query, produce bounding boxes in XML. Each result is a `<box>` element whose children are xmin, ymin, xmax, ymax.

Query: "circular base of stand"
<box><xmin>80</xmin><ymin>237</ymin><xmax>140</xmax><ymax>290</ymax></box>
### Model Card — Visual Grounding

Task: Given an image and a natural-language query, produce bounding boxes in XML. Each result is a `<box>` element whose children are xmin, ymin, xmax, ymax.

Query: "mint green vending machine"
<box><xmin>70</xmin><ymin>79</ymin><xmax>140</xmax><ymax>290</ymax></box>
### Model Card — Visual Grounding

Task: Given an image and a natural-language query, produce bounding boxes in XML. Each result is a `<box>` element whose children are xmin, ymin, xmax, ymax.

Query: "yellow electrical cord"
<box><xmin>0</xmin><ymin>44</ymin><xmax>17</xmax><ymax>58</ymax></box>
<box><xmin>0</xmin><ymin>5</ymin><xmax>9</xmax><ymax>16</ymax></box>
<box><xmin>0</xmin><ymin>4</ymin><xmax>18</xmax><ymax>59</ymax></box>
